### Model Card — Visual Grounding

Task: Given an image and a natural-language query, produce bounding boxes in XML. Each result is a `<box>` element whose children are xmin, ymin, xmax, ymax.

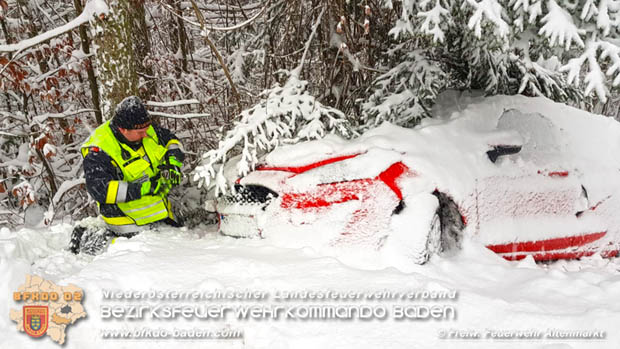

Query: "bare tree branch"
<box><xmin>0</xmin><ymin>0</ymin><xmax>107</xmax><ymax>54</ymax></box>
<box><xmin>188</xmin><ymin>0</ymin><xmax>242</xmax><ymax>114</ymax></box>
<box><xmin>292</xmin><ymin>5</ymin><xmax>325</xmax><ymax>77</ymax></box>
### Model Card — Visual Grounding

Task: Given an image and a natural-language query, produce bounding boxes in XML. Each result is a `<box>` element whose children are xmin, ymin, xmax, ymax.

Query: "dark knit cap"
<box><xmin>112</xmin><ymin>96</ymin><xmax>151</xmax><ymax>129</ymax></box>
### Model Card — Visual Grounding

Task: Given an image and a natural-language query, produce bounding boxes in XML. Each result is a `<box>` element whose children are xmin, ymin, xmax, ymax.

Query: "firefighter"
<box><xmin>70</xmin><ymin>96</ymin><xmax>184</xmax><ymax>255</ymax></box>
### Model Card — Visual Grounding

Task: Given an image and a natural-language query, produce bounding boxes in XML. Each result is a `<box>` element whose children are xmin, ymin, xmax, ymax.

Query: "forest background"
<box><xmin>0</xmin><ymin>0</ymin><xmax>618</xmax><ymax>227</ymax></box>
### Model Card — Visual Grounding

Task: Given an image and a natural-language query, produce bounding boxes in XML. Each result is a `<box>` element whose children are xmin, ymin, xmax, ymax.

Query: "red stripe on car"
<box><xmin>257</xmin><ymin>154</ymin><xmax>361</xmax><ymax>174</ymax></box>
<box><xmin>500</xmin><ymin>248</ymin><xmax>618</xmax><ymax>261</ymax></box>
<box><xmin>377</xmin><ymin>162</ymin><xmax>409</xmax><ymax>200</ymax></box>
<box><xmin>486</xmin><ymin>231</ymin><xmax>607</xmax><ymax>254</ymax></box>
<box><xmin>281</xmin><ymin>179</ymin><xmax>371</xmax><ymax>209</ymax></box>
<box><xmin>279</xmin><ymin>162</ymin><xmax>411</xmax><ymax>209</ymax></box>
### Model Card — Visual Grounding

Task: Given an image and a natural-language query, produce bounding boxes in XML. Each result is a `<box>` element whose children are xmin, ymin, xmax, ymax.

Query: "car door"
<box><xmin>472</xmin><ymin>110</ymin><xmax>598</xmax><ymax>260</ymax></box>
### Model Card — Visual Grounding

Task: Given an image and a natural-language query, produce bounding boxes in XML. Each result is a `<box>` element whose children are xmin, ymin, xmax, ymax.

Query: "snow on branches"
<box><xmin>466</xmin><ymin>0</ymin><xmax>510</xmax><ymax>39</ymax></box>
<box><xmin>418</xmin><ymin>0</ymin><xmax>449</xmax><ymax>43</ymax></box>
<box><xmin>383</xmin><ymin>0</ymin><xmax>620</xmax><ymax>103</ymax></box>
<box><xmin>0</xmin><ymin>0</ymin><xmax>106</xmax><ymax>226</ymax></box>
<box><xmin>362</xmin><ymin>48</ymin><xmax>445</xmax><ymax>128</ymax></box>
<box><xmin>194</xmin><ymin>73</ymin><xmax>351</xmax><ymax>195</ymax></box>
<box><xmin>538</xmin><ymin>0</ymin><xmax>584</xmax><ymax>50</ymax></box>
<box><xmin>11</xmin><ymin>181</ymin><xmax>35</xmax><ymax>210</ymax></box>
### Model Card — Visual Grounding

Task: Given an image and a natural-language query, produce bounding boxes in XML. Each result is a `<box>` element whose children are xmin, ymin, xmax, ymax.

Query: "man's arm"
<box><xmin>152</xmin><ymin>125</ymin><xmax>185</xmax><ymax>162</ymax></box>
<box><xmin>83</xmin><ymin>148</ymin><xmax>144</xmax><ymax>204</ymax></box>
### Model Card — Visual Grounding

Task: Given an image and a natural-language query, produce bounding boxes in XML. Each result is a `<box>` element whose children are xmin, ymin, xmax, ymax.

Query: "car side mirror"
<box><xmin>486</xmin><ymin>145</ymin><xmax>522</xmax><ymax>163</ymax></box>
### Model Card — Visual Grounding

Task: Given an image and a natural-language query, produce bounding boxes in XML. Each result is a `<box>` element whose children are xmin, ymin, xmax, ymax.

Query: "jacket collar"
<box><xmin>110</xmin><ymin>122</ymin><xmax>143</xmax><ymax>151</ymax></box>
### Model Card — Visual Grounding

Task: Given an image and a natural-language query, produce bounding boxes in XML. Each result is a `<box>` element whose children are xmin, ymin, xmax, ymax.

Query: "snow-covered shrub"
<box><xmin>364</xmin><ymin>0</ymin><xmax>620</xmax><ymax>127</ymax></box>
<box><xmin>194</xmin><ymin>72</ymin><xmax>352</xmax><ymax>195</ymax></box>
<box><xmin>361</xmin><ymin>48</ymin><xmax>446</xmax><ymax>129</ymax></box>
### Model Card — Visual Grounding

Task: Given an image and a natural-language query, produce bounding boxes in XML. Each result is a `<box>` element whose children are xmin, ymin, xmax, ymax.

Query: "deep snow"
<box><xmin>1</xmin><ymin>223</ymin><xmax>620</xmax><ymax>349</ymax></box>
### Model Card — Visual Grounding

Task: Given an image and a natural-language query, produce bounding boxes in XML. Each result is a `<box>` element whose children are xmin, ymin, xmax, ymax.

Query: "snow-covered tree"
<box><xmin>0</xmin><ymin>0</ymin><xmax>108</xmax><ymax>225</ymax></box>
<box><xmin>193</xmin><ymin>3</ymin><xmax>359</xmax><ymax>195</ymax></box>
<box><xmin>361</xmin><ymin>47</ymin><xmax>446</xmax><ymax>129</ymax></box>
<box><xmin>365</xmin><ymin>0</ymin><xmax>619</xmax><ymax>127</ymax></box>
<box><xmin>92</xmin><ymin>0</ymin><xmax>140</xmax><ymax>117</ymax></box>
<box><xmin>194</xmin><ymin>71</ymin><xmax>352</xmax><ymax>195</ymax></box>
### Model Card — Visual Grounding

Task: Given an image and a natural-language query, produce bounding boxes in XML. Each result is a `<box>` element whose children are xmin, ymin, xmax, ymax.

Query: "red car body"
<box><xmin>216</xmin><ymin>109</ymin><xmax>620</xmax><ymax>263</ymax></box>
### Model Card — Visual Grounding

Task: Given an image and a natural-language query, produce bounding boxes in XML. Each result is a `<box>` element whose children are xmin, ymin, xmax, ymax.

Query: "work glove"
<box><xmin>140</xmin><ymin>173</ymin><xmax>166</xmax><ymax>196</ymax></box>
<box><xmin>159</xmin><ymin>155</ymin><xmax>183</xmax><ymax>187</ymax></box>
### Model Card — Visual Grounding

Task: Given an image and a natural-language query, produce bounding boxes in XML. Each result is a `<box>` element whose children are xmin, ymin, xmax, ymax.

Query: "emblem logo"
<box><xmin>23</xmin><ymin>306</ymin><xmax>48</xmax><ymax>338</ymax></box>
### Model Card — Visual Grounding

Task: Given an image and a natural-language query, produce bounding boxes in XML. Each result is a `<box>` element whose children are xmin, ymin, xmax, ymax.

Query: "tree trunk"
<box><xmin>74</xmin><ymin>0</ymin><xmax>103</xmax><ymax>124</ymax></box>
<box><xmin>169</xmin><ymin>0</ymin><xmax>188</xmax><ymax>74</ymax></box>
<box><xmin>128</xmin><ymin>0</ymin><xmax>155</xmax><ymax>100</ymax></box>
<box><xmin>0</xmin><ymin>16</ymin><xmax>12</xmax><ymax>45</ymax></box>
<box><xmin>1</xmin><ymin>17</ymin><xmax>13</xmax><ymax>113</ymax></box>
<box><xmin>92</xmin><ymin>0</ymin><xmax>140</xmax><ymax>119</ymax></box>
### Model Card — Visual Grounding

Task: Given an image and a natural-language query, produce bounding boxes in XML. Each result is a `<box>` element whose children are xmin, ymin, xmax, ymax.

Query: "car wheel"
<box><xmin>433</xmin><ymin>191</ymin><xmax>464</xmax><ymax>253</ymax></box>
<box><xmin>386</xmin><ymin>192</ymin><xmax>463</xmax><ymax>265</ymax></box>
<box><xmin>419</xmin><ymin>211</ymin><xmax>442</xmax><ymax>264</ymax></box>
<box><xmin>389</xmin><ymin>193</ymin><xmax>441</xmax><ymax>265</ymax></box>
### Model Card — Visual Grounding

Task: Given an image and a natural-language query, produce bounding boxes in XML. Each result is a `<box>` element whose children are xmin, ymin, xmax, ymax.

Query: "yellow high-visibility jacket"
<box><xmin>81</xmin><ymin>121</ymin><xmax>182</xmax><ymax>231</ymax></box>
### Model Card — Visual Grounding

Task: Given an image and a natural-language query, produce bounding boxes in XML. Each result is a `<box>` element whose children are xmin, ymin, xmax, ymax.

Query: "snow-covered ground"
<box><xmin>1</xmin><ymin>222</ymin><xmax>620</xmax><ymax>349</ymax></box>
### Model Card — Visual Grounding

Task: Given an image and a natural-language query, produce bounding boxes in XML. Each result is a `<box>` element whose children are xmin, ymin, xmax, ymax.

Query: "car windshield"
<box><xmin>496</xmin><ymin>109</ymin><xmax>564</xmax><ymax>165</ymax></box>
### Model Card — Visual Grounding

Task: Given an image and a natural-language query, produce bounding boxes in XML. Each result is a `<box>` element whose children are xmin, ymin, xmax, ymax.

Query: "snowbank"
<box><xmin>1</xmin><ymin>224</ymin><xmax>620</xmax><ymax>349</ymax></box>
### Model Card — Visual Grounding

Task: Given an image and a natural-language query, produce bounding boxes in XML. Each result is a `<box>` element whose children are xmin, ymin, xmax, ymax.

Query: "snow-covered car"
<box><xmin>216</xmin><ymin>101</ymin><xmax>620</xmax><ymax>264</ymax></box>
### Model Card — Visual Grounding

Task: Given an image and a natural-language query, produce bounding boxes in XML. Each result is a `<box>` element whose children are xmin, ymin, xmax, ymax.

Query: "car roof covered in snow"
<box><xmin>254</xmin><ymin>93</ymin><xmax>620</xmax><ymax>201</ymax></box>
